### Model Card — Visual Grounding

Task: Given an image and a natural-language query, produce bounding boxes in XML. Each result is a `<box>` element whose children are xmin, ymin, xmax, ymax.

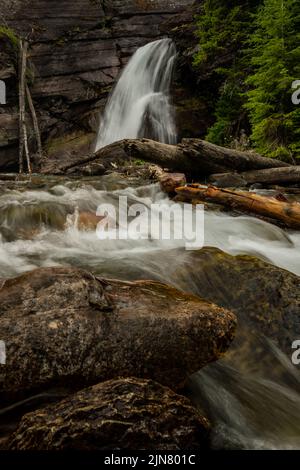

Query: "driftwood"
<box><xmin>176</xmin><ymin>184</ymin><xmax>300</xmax><ymax>230</ymax></box>
<box><xmin>23</xmin><ymin>120</ymin><xmax>31</xmax><ymax>174</ymax></box>
<box><xmin>210</xmin><ymin>166</ymin><xmax>300</xmax><ymax>187</ymax></box>
<box><xmin>45</xmin><ymin>138</ymin><xmax>289</xmax><ymax>176</ymax></box>
<box><xmin>26</xmin><ymin>84</ymin><xmax>42</xmax><ymax>160</ymax></box>
<box><xmin>18</xmin><ymin>39</ymin><xmax>26</xmax><ymax>173</ymax></box>
<box><xmin>98</xmin><ymin>139</ymin><xmax>289</xmax><ymax>176</ymax></box>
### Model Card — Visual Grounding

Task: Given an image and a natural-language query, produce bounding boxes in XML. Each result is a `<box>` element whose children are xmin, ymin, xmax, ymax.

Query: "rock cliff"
<box><xmin>0</xmin><ymin>0</ymin><xmax>197</xmax><ymax>171</ymax></box>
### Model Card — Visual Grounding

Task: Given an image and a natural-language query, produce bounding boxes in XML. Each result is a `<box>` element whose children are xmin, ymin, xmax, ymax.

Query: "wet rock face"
<box><xmin>174</xmin><ymin>247</ymin><xmax>300</xmax><ymax>356</ymax></box>
<box><xmin>0</xmin><ymin>266</ymin><xmax>236</xmax><ymax>403</ymax></box>
<box><xmin>159</xmin><ymin>172</ymin><xmax>187</xmax><ymax>194</ymax></box>
<box><xmin>0</xmin><ymin>0</ymin><xmax>195</xmax><ymax>170</ymax></box>
<box><xmin>7</xmin><ymin>377</ymin><xmax>210</xmax><ymax>450</ymax></box>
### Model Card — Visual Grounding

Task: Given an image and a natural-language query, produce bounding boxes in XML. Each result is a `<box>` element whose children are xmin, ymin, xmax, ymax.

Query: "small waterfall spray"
<box><xmin>95</xmin><ymin>38</ymin><xmax>177</xmax><ymax>151</ymax></box>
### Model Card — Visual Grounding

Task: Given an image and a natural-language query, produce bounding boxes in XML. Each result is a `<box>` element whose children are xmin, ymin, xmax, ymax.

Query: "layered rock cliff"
<box><xmin>0</xmin><ymin>0</ymin><xmax>199</xmax><ymax>171</ymax></box>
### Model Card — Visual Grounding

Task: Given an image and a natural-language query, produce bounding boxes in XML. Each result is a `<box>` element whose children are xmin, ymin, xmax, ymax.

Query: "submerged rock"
<box><xmin>8</xmin><ymin>377</ymin><xmax>210</xmax><ymax>450</ymax></box>
<box><xmin>0</xmin><ymin>267</ymin><xmax>236</xmax><ymax>402</ymax></box>
<box><xmin>174</xmin><ymin>247</ymin><xmax>300</xmax><ymax>356</ymax></box>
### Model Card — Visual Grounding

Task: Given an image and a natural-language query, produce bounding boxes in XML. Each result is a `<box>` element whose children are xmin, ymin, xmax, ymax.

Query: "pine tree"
<box><xmin>245</xmin><ymin>0</ymin><xmax>300</xmax><ymax>160</ymax></box>
<box><xmin>194</xmin><ymin>0</ymin><xmax>261</xmax><ymax>146</ymax></box>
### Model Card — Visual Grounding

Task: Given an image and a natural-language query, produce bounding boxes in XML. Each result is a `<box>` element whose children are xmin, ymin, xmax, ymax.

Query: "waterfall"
<box><xmin>95</xmin><ymin>38</ymin><xmax>177</xmax><ymax>151</ymax></box>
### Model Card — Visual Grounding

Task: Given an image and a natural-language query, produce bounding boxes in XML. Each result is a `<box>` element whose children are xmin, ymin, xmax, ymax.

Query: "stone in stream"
<box><xmin>159</xmin><ymin>172</ymin><xmax>187</xmax><ymax>194</ymax></box>
<box><xmin>79</xmin><ymin>162</ymin><xmax>106</xmax><ymax>177</ymax></box>
<box><xmin>173</xmin><ymin>247</ymin><xmax>300</xmax><ymax>357</ymax></box>
<box><xmin>0</xmin><ymin>267</ymin><xmax>236</xmax><ymax>403</ymax></box>
<box><xmin>7</xmin><ymin>377</ymin><xmax>210</xmax><ymax>450</ymax></box>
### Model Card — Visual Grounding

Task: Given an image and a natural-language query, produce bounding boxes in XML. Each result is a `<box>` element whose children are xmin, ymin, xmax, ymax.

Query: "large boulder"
<box><xmin>7</xmin><ymin>377</ymin><xmax>210</xmax><ymax>450</ymax></box>
<box><xmin>173</xmin><ymin>247</ymin><xmax>300</xmax><ymax>356</ymax></box>
<box><xmin>0</xmin><ymin>266</ymin><xmax>236</xmax><ymax>403</ymax></box>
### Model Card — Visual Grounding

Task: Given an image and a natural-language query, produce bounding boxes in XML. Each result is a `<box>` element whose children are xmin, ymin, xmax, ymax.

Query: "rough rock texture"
<box><xmin>0</xmin><ymin>34</ymin><xmax>19</xmax><ymax>170</ymax></box>
<box><xmin>0</xmin><ymin>266</ymin><xmax>236</xmax><ymax>404</ymax></box>
<box><xmin>7</xmin><ymin>377</ymin><xmax>210</xmax><ymax>450</ymax></box>
<box><xmin>159</xmin><ymin>172</ymin><xmax>187</xmax><ymax>194</ymax></box>
<box><xmin>174</xmin><ymin>247</ymin><xmax>300</xmax><ymax>356</ymax></box>
<box><xmin>0</xmin><ymin>0</ymin><xmax>197</xmax><ymax>171</ymax></box>
<box><xmin>162</xmin><ymin>2</ymin><xmax>208</xmax><ymax>141</ymax></box>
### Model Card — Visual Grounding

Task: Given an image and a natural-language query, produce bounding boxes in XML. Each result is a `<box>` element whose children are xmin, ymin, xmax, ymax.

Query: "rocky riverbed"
<box><xmin>0</xmin><ymin>172</ymin><xmax>299</xmax><ymax>450</ymax></box>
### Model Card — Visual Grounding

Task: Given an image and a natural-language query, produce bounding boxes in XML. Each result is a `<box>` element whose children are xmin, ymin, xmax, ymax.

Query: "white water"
<box><xmin>95</xmin><ymin>39</ymin><xmax>177</xmax><ymax>150</ymax></box>
<box><xmin>0</xmin><ymin>179</ymin><xmax>300</xmax><ymax>448</ymax></box>
<box><xmin>0</xmin><ymin>182</ymin><xmax>299</xmax><ymax>278</ymax></box>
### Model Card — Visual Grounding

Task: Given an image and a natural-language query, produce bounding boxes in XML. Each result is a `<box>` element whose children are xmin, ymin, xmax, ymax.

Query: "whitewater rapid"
<box><xmin>0</xmin><ymin>181</ymin><xmax>299</xmax><ymax>279</ymax></box>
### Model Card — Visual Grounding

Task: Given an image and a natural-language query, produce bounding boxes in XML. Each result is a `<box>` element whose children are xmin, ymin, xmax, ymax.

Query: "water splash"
<box><xmin>95</xmin><ymin>38</ymin><xmax>177</xmax><ymax>150</ymax></box>
<box><xmin>1</xmin><ymin>179</ymin><xmax>300</xmax><ymax>448</ymax></box>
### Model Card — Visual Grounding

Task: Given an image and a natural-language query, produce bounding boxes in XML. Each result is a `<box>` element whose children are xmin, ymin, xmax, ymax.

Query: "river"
<box><xmin>0</xmin><ymin>174</ymin><xmax>300</xmax><ymax>449</ymax></box>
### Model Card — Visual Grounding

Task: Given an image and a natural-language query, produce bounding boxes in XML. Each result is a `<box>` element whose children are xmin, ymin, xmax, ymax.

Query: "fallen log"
<box><xmin>179</xmin><ymin>138</ymin><xmax>289</xmax><ymax>174</ymax></box>
<box><xmin>44</xmin><ymin>138</ymin><xmax>289</xmax><ymax>177</ymax></box>
<box><xmin>176</xmin><ymin>184</ymin><xmax>300</xmax><ymax>230</ymax></box>
<box><xmin>210</xmin><ymin>166</ymin><xmax>300</xmax><ymax>187</ymax></box>
<box><xmin>101</xmin><ymin>139</ymin><xmax>289</xmax><ymax>176</ymax></box>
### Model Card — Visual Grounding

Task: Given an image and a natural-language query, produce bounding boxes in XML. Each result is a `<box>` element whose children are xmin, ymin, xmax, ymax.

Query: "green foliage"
<box><xmin>194</xmin><ymin>0</ymin><xmax>300</xmax><ymax>160</ymax></box>
<box><xmin>206</xmin><ymin>76</ymin><xmax>243</xmax><ymax>145</ymax></box>
<box><xmin>194</xmin><ymin>1</ymin><xmax>260</xmax><ymax>147</ymax></box>
<box><xmin>245</xmin><ymin>0</ymin><xmax>300</xmax><ymax>160</ymax></box>
<box><xmin>0</xmin><ymin>26</ymin><xmax>19</xmax><ymax>50</ymax></box>
<box><xmin>194</xmin><ymin>1</ymin><xmax>252</xmax><ymax>67</ymax></box>
<box><xmin>133</xmin><ymin>159</ymin><xmax>146</xmax><ymax>166</ymax></box>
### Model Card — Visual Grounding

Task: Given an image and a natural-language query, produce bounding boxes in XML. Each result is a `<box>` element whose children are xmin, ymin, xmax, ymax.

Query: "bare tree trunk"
<box><xmin>18</xmin><ymin>40</ymin><xmax>30</xmax><ymax>174</ymax></box>
<box><xmin>23</xmin><ymin>122</ymin><xmax>31</xmax><ymax>174</ymax></box>
<box><xmin>44</xmin><ymin>138</ymin><xmax>290</xmax><ymax>176</ymax></box>
<box><xmin>96</xmin><ymin>139</ymin><xmax>289</xmax><ymax>176</ymax></box>
<box><xmin>210</xmin><ymin>166</ymin><xmax>300</xmax><ymax>187</ymax></box>
<box><xmin>18</xmin><ymin>39</ymin><xmax>24</xmax><ymax>173</ymax></box>
<box><xmin>26</xmin><ymin>84</ymin><xmax>42</xmax><ymax>160</ymax></box>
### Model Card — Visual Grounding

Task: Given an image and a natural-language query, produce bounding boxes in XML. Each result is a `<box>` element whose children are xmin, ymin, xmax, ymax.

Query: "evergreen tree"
<box><xmin>245</xmin><ymin>0</ymin><xmax>300</xmax><ymax>160</ymax></box>
<box><xmin>194</xmin><ymin>0</ymin><xmax>261</xmax><ymax>146</ymax></box>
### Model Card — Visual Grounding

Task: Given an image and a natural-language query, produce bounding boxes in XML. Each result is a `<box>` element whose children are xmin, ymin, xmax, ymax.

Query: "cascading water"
<box><xmin>95</xmin><ymin>38</ymin><xmax>177</xmax><ymax>150</ymax></box>
<box><xmin>0</xmin><ymin>177</ymin><xmax>300</xmax><ymax>448</ymax></box>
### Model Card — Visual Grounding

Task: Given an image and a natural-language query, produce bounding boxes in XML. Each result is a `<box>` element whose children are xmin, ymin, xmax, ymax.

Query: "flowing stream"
<box><xmin>0</xmin><ymin>177</ymin><xmax>300</xmax><ymax>449</ymax></box>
